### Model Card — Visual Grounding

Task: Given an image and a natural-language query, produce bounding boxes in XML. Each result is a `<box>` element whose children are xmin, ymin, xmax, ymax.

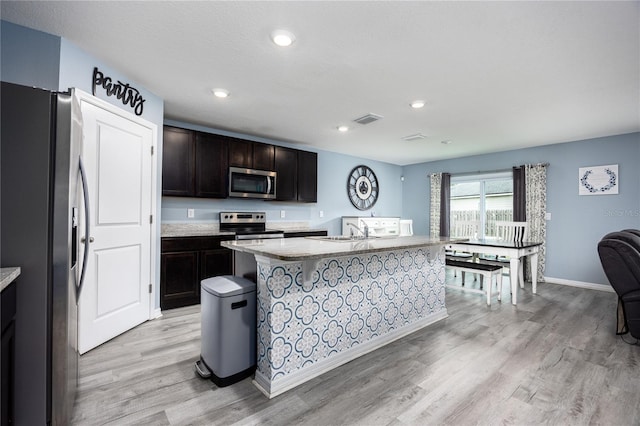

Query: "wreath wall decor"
<box><xmin>578</xmin><ymin>164</ymin><xmax>619</xmax><ymax>195</ymax></box>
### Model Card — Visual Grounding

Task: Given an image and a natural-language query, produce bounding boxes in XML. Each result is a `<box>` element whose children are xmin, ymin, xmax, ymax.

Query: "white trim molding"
<box><xmin>545</xmin><ymin>277</ymin><xmax>615</xmax><ymax>293</ymax></box>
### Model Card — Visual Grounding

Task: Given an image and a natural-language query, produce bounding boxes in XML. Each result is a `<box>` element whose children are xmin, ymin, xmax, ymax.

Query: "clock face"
<box><xmin>347</xmin><ymin>165</ymin><xmax>379</xmax><ymax>210</ymax></box>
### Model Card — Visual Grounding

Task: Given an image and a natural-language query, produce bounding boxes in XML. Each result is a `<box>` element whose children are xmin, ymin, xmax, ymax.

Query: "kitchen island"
<box><xmin>222</xmin><ymin>236</ymin><xmax>452</xmax><ymax>398</ymax></box>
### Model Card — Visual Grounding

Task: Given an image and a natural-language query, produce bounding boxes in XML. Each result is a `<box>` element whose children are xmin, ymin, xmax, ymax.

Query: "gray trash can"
<box><xmin>195</xmin><ymin>275</ymin><xmax>256</xmax><ymax>387</ymax></box>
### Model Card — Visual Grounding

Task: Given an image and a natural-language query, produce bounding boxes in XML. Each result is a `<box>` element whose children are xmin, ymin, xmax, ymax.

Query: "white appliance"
<box><xmin>342</xmin><ymin>216</ymin><xmax>401</xmax><ymax>237</ymax></box>
<box><xmin>400</xmin><ymin>219</ymin><xmax>414</xmax><ymax>236</ymax></box>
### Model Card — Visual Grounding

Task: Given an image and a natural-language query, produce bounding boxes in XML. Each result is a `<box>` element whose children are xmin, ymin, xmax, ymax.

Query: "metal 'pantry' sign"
<box><xmin>92</xmin><ymin>67</ymin><xmax>145</xmax><ymax>116</ymax></box>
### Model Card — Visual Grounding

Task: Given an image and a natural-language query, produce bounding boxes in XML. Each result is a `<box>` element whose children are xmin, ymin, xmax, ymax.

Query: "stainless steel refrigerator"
<box><xmin>1</xmin><ymin>82</ymin><xmax>89</xmax><ymax>425</ymax></box>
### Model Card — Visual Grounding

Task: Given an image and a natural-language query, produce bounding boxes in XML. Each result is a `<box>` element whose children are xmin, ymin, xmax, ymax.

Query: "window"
<box><xmin>450</xmin><ymin>172</ymin><xmax>513</xmax><ymax>238</ymax></box>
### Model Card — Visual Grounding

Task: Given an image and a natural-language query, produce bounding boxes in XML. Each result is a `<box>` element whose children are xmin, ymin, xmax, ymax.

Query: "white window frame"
<box><xmin>450</xmin><ymin>171</ymin><xmax>512</xmax><ymax>239</ymax></box>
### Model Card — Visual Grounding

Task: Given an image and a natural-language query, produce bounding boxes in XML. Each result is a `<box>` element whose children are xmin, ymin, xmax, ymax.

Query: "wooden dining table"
<box><xmin>445</xmin><ymin>239</ymin><xmax>543</xmax><ymax>305</ymax></box>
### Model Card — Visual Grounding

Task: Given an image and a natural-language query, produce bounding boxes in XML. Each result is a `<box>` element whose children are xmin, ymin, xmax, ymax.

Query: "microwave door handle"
<box><xmin>267</xmin><ymin>175</ymin><xmax>272</xmax><ymax>195</ymax></box>
<box><xmin>77</xmin><ymin>157</ymin><xmax>91</xmax><ymax>302</ymax></box>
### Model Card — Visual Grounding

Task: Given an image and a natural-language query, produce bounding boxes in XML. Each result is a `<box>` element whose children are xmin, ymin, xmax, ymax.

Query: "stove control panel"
<box><xmin>220</xmin><ymin>211</ymin><xmax>266</xmax><ymax>224</ymax></box>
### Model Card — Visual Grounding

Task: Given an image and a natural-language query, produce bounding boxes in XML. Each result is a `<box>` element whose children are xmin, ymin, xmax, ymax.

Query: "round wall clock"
<box><xmin>347</xmin><ymin>165</ymin><xmax>379</xmax><ymax>210</ymax></box>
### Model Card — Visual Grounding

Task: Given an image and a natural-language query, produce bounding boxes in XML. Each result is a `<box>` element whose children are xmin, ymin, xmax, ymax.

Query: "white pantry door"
<box><xmin>77</xmin><ymin>95</ymin><xmax>155</xmax><ymax>354</ymax></box>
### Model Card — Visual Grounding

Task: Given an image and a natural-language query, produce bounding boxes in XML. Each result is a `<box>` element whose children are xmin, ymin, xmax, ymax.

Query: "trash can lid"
<box><xmin>201</xmin><ymin>275</ymin><xmax>256</xmax><ymax>297</ymax></box>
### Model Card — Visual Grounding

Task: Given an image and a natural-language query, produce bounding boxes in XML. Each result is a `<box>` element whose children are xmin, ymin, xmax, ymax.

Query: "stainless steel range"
<box><xmin>219</xmin><ymin>211</ymin><xmax>284</xmax><ymax>239</ymax></box>
<box><xmin>220</xmin><ymin>212</ymin><xmax>283</xmax><ymax>281</ymax></box>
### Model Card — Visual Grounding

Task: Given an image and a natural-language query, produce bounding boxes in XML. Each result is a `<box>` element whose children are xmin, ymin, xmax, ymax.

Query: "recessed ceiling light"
<box><xmin>337</xmin><ymin>125</ymin><xmax>349</xmax><ymax>132</ymax></box>
<box><xmin>410</xmin><ymin>100</ymin><xmax>425</xmax><ymax>109</ymax></box>
<box><xmin>271</xmin><ymin>30</ymin><xmax>296</xmax><ymax>47</ymax></box>
<box><xmin>441</xmin><ymin>140</ymin><xmax>452</xmax><ymax>145</ymax></box>
<box><xmin>212</xmin><ymin>88</ymin><xmax>229</xmax><ymax>98</ymax></box>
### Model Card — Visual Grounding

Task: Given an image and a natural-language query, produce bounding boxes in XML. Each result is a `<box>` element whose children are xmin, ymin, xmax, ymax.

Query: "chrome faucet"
<box><xmin>347</xmin><ymin>222</ymin><xmax>369</xmax><ymax>238</ymax></box>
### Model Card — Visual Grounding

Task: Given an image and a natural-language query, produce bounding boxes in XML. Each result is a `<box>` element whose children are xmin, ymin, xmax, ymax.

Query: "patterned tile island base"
<box><xmin>252</xmin><ymin>245</ymin><xmax>447</xmax><ymax>398</ymax></box>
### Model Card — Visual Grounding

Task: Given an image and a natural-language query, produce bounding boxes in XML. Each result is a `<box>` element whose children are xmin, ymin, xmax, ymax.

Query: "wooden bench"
<box><xmin>445</xmin><ymin>258</ymin><xmax>503</xmax><ymax>305</ymax></box>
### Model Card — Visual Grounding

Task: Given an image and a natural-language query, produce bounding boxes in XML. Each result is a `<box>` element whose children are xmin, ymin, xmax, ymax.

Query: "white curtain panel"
<box><xmin>525</xmin><ymin>163</ymin><xmax>548</xmax><ymax>282</ymax></box>
<box><xmin>430</xmin><ymin>173</ymin><xmax>442</xmax><ymax>238</ymax></box>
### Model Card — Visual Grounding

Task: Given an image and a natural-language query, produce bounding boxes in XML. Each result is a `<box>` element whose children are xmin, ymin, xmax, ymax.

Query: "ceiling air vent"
<box><xmin>353</xmin><ymin>113</ymin><xmax>383</xmax><ymax>125</ymax></box>
<box><xmin>402</xmin><ymin>133</ymin><xmax>427</xmax><ymax>141</ymax></box>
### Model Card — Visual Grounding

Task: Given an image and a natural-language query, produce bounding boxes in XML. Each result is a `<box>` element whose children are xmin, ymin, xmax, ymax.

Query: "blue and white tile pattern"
<box><xmin>256</xmin><ymin>246</ymin><xmax>446</xmax><ymax>382</ymax></box>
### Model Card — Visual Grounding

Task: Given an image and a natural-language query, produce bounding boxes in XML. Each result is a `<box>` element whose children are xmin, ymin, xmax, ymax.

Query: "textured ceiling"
<box><xmin>2</xmin><ymin>1</ymin><xmax>639</xmax><ymax>165</ymax></box>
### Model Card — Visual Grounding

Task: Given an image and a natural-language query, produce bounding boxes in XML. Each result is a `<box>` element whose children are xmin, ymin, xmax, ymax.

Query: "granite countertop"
<box><xmin>222</xmin><ymin>236</ymin><xmax>456</xmax><ymax>261</ymax></box>
<box><xmin>1</xmin><ymin>267</ymin><xmax>21</xmax><ymax>292</ymax></box>
<box><xmin>161</xmin><ymin>223</ymin><xmax>234</xmax><ymax>238</ymax></box>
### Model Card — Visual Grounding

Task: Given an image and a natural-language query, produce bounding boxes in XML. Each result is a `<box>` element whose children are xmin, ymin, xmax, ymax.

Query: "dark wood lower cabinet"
<box><xmin>160</xmin><ymin>237</ymin><xmax>233</xmax><ymax>310</ymax></box>
<box><xmin>200</xmin><ymin>249</ymin><xmax>232</xmax><ymax>281</ymax></box>
<box><xmin>161</xmin><ymin>251</ymin><xmax>199</xmax><ymax>310</ymax></box>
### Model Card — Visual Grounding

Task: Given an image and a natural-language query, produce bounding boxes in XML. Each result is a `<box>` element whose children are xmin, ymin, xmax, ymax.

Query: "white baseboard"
<box><xmin>545</xmin><ymin>277</ymin><xmax>614</xmax><ymax>293</ymax></box>
<box><xmin>253</xmin><ymin>309</ymin><xmax>449</xmax><ymax>399</ymax></box>
<box><xmin>151</xmin><ymin>308</ymin><xmax>163</xmax><ymax>319</ymax></box>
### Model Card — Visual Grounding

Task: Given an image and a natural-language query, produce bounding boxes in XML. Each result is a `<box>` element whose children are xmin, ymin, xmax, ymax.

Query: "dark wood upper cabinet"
<box><xmin>297</xmin><ymin>150</ymin><xmax>318</xmax><ymax>203</ymax></box>
<box><xmin>274</xmin><ymin>146</ymin><xmax>298</xmax><ymax>201</ymax></box>
<box><xmin>229</xmin><ymin>138</ymin><xmax>274</xmax><ymax>171</ymax></box>
<box><xmin>253</xmin><ymin>143</ymin><xmax>275</xmax><ymax>171</ymax></box>
<box><xmin>273</xmin><ymin>146</ymin><xmax>317</xmax><ymax>202</ymax></box>
<box><xmin>195</xmin><ymin>132</ymin><xmax>228</xmax><ymax>198</ymax></box>
<box><xmin>162</xmin><ymin>125</ymin><xmax>317</xmax><ymax>202</ymax></box>
<box><xmin>228</xmin><ymin>137</ymin><xmax>253</xmax><ymax>168</ymax></box>
<box><xmin>162</xmin><ymin>126</ymin><xmax>195</xmax><ymax>196</ymax></box>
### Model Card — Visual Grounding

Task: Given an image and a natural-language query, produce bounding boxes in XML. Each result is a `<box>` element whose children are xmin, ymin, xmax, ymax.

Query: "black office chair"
<box><xmin>597</xmin><ymin>231</ymin><xmax>640</xmax><ymax>339</ymax></box>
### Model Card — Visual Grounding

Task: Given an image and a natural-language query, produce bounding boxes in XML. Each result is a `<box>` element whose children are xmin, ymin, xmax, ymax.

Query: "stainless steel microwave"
<box><xmin>228</xmin><ymin>167</ymin><xmax>277</xmax><ymax>199</ymax></box>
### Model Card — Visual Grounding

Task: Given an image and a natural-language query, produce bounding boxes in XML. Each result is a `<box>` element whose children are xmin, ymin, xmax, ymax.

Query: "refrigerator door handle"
<box><xmin>77</xmin><ymin>157</ymin><xmax>91</xmax><ymax>301</ymax></box>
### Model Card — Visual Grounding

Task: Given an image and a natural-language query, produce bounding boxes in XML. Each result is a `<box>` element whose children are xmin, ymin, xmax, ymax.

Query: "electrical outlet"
<box><xmin>319</xmin><ymin>210</ymin><xmax>324</xmax><ymax>218</ymax></box>
<box><xmin>187</xmin><ymin>208</ymin><xmax>195</xmax><ymax>218</ymax></box>
<box><xmin>545</xmin><ymin>212</ymin><xmax>552</xmax><ymax>220</ymax></box>
<box><xmin>280</xmin><ymin>210</ymin><xmax>286</xmax><ymax>219</ymax></box>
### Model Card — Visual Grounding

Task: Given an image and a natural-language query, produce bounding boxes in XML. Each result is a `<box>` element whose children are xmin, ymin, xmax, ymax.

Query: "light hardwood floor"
<box><xmin>71</xmin><ymin>272</ymin><xmax>640</xmax><ymax>425</ymax></box>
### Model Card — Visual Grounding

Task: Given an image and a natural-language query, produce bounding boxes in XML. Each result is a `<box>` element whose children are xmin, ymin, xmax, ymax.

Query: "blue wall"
<box><xmin>162</xmin><ymin>120</ymin><xmax>405</xmax><ymax>235</ymax></box>
<box><xmin>1</xmin><ymin>20</ymin><xmax>60</xmax><ymax>89</ymax></box>
<box><xmin>402</xmin><ymin>132</ymin><xmax>640</xmax><ymax>286</ymax></box>
<box><xmin>58</xmin><ymin>39</ymin><xmax>164</xmax><ymax>125</ymax></box>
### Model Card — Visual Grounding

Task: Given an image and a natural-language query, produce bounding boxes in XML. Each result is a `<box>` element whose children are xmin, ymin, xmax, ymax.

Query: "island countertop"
<box><xmin>221</xmin><ymin>235</ymin><xmax>458</xmax><ymax>261</ymax></box>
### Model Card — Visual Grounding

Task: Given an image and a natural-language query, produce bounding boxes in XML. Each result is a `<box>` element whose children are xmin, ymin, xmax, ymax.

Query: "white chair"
<box><xmin>451</xmin><ymin>220</ymin><xmax>480</xmax><ymax>240</ymax></box>
<box><xmin>447</xmin><ymin>220</ymin><xmax>480</xmax><ymax>284</ymax></box>
<box><xmin>495</xmin><ymin>221</ymin><xmax>529</xmax><ymax>242</ymax></box>
<box><xmin>481</xmin><ymin>221</ymin><xmax>529</xmax><ymax>289</ymax></box>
